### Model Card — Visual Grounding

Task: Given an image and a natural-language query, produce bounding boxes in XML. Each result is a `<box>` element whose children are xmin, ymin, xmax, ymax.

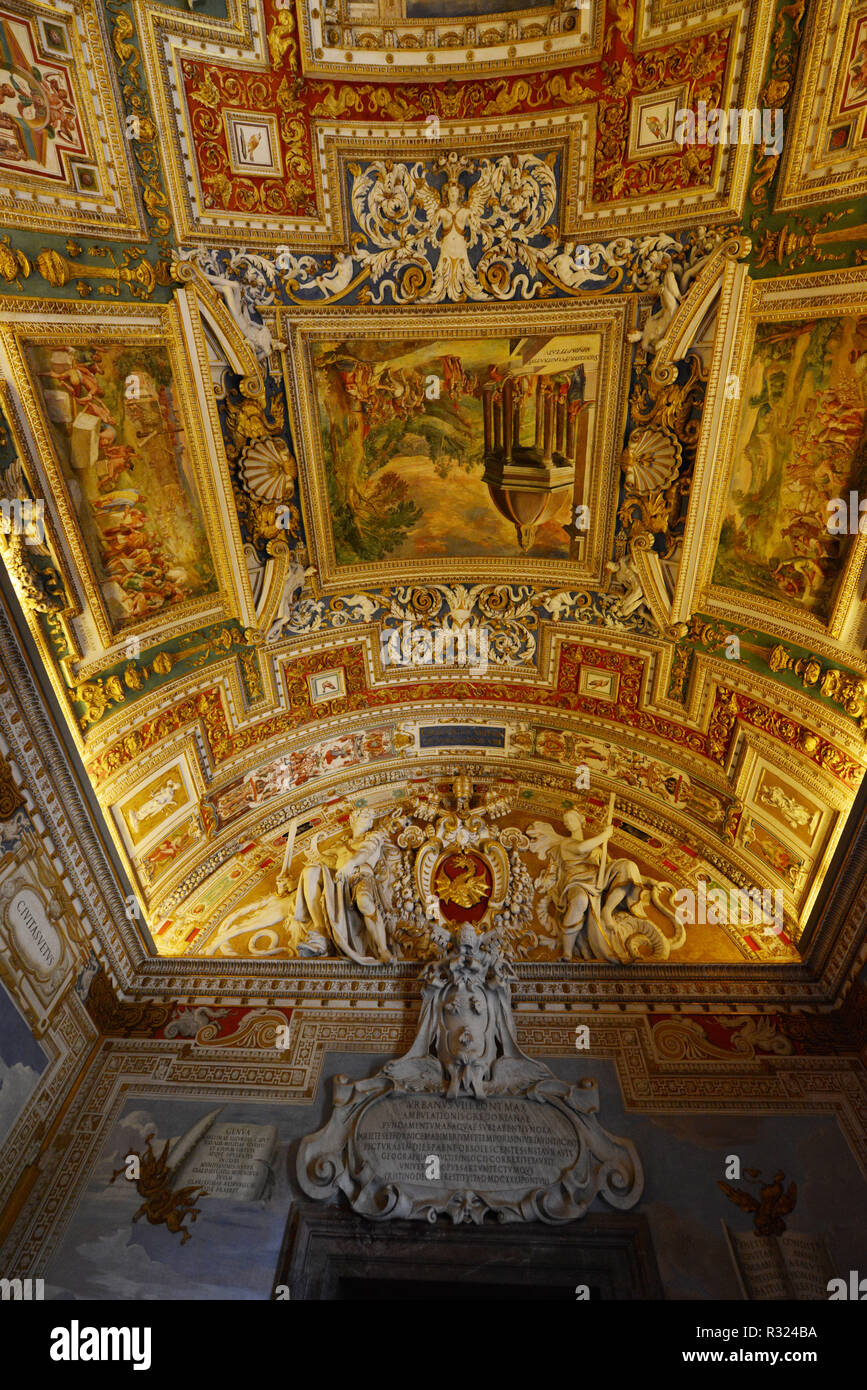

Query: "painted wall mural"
<box><xmin>37</xmin><ymin>1054</ymin><xmax>867</xmax><ymax>1301</ymax></box>
<box><xmin>26</xmin><ymin>341</ymin><xmax>217</xmax><ymax>629</ymax></box>
<box><xmin>712</xmin><ymin>315</ymin><xmax>867</xmax><ymax>616</ymax></box>
<box><xmin>45</xmin><ymin>1096</ymin><xmax>296</xmax><ymax>1301</ymax></box>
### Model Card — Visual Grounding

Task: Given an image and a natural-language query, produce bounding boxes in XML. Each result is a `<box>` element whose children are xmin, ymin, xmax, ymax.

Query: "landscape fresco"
<box><xmin>313</xmin><ymin>333</ymin><xmax>599</xmax><ymax>565</ymax></box>
<box><xmin>27</xmin><ymin>341</ymin><xmax>216</xmax><ymax>631</ymax></box>
<box><xmin>712</xmin><ymin>315</ymin><xmax>867</xmax><ymax>617</ymax></box>
<box><xmin>0</xmin><ymin>977</ymin><xmax>45</xmax><ymax>1149</ymax></box>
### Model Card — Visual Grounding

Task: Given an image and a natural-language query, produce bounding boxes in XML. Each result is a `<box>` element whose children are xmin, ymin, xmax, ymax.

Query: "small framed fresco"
<box><xmin>224</xmin><ymin>112</ymin><xmax>281</xmax><ymax>178</ymax></box>
<box><xmin>0</xmin><ymin>1</ymin><xmax>142</xmax><ymax>237</ymax></box>
<box><xmin>739</xmin><ymin>813</ymin><xmax>806</xmax><ymax>890</ymax></box>
<box><xmin>115</xmin><ymin>756</ymin><xmax>197</xmax><ymax>854</ymax></box>
<box><xmin>308</xmin><ymin>668</ymin><xmax>346</xmax><ymax>703</ymax></box>
<box><xmin>577</xmin><ymin>665</ymin><xmax>619</xmax><ymax>702</ymax></box>
<box><xmin>627</xmin><ymin>86</ymin><xmax>689</xmax><ymax>160</ymax></box>
<box><xmin>750</xmin><ymin>767</ymin><xmax>824</xmax><ymax>850</ymax></box>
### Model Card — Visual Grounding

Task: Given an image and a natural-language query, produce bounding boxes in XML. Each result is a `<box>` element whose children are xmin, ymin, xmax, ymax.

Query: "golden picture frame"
<box><xmin>278</xmin><ymin>299</ymin><xmax>631</xmax><ymax>594</ymax></box>
<box><xmin>731</xmin><ymin>727</ymin><xmax>850</xmax><ymax>925</ymax></box>
<box><xmin>775</xmin><ymin>0</ymin><xmax>867</xmax><ymax>211</ymax></box>
<box><xmin>0</xmin><ymin>0</ymin><xmax>144</xmax><ymax>238</ymax></box>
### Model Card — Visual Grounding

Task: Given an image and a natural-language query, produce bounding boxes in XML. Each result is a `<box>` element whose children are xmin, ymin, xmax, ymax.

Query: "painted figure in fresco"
<box><xmin>718</xmin><ymin>1168</ymin><xmax>797</xmax><ymax>1237</ymax></box>
<box><xmin>526</xmin><ymin>810</ymin><xmax>683</xmax><ymax>962</ymax></box>
<box><xmin>110</xmin><ymin>1133</ymin><xmax>205</xmax><ymax>1245</ymax></box>
<box><xmin>42</xmin><ymin>74</ymin><xmax>77</xmax><ymax>141</ymax></box>
<box><xmin>759</xmin><ymin>783</ymin><xmax>815</xmax><ymax>831</ymax></box>
<box><xmin>714</xmin><ymin>315</ymin><xmax>867</xmax><ymax>613</ymax></box>
<box><xmin>291</xmin><ymin>808</ymin><xmax>395</xmax><ymax>964</ymax></box>
<box><xmin>32</xmin><ymin>343</ymin><xmax>216</xmax><ymax>624</ymax></box>
<box><xmin>409</xmin><ymin>161</ymin><xmax>491</xmax><ymax>303</ymax></box>
<box><xmin>129</xmin><ymin>778</ymin><xmax>182</xmax><ymax>833</ymax></box>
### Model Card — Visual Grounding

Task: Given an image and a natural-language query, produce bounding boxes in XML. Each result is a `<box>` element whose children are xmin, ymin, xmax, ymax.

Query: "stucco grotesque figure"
<box><xmin>291</xmin><ymin>807</ymin><xmax>396</xmax><ymax>964</ymax></box>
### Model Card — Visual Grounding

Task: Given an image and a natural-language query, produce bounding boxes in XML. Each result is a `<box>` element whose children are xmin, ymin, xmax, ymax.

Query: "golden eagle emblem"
<box><xmin>718</xmin><ymin>1168</ymin><xmax>797</xmax><ymax>1237</ymax></box>
<box><xmin>435</xmin><ymin>854</ymin><xmax>489</xmax><ymax>909</ymax></box>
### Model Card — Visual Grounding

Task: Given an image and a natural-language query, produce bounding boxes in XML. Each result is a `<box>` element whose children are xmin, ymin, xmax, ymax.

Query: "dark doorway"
<box><xmin>338</xmin><ymin>1277</ymin><xmax>599</xmax><ymax>1300</ymax></box>
<box><xmin>275</xmin><ymin>1202</ymin><xmax>663</xmax><ymax>1300</ymax></box>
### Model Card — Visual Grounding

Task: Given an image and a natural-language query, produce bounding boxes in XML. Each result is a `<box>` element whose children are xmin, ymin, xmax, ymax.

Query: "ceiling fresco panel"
<box><xmin>0</xmin><ymin>0</ymin><xmax>144</xmax><ymax>239</ymax></box>
<box><xmin>695</xmin><ymin>269</ymin><xmax>867</xmax><ymax>646</ymax></box>
<box><xmin>0</xmin><ymin>297</ymin><xmax>252</xmax><ymax>685</ymax></box>
<box><xmin>282</xmin><ymin>301</ymin><xmax>628</xmax><ymax>589</ymax></box>
<box><xmin>137</xmin><ymin>0</ymin><xmax>770</xmax><ymax>247</ymax></box>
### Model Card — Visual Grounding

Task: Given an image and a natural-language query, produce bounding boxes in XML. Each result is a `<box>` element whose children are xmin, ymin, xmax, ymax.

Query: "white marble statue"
<box><xmin>526</xmin><ymin>810</ymin><xmax>683</xmax><ymax>962</ymax></box>
<box><xmin>291</xmin><ymin>808</ymin><xmax>396</xmax><ymax>964</ymax></box>
<box><xmin>174</xmin><ymin>249</ymin><xmax>286</xmax><ymax>364</ymax></box>
<box><xmin>384</xmin><ymin>925</ymin><xmax>548</xmax><ymax>1099</ymax></box>
<box><xmin>626</xmin><ymin>235</ymin><xmax>717</xmax><ymax>356</ymax></box>
<box><xmin>605</xmin><ymin>554</ymin><xmax>650</xmax><ymax>622</ymax></box>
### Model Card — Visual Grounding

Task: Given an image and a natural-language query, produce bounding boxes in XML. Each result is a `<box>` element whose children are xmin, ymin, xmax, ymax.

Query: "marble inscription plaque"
<box><xmin>357</xmin><ymin>1095</ymin><xmax>579</xmax><ymax>1188</ymax></box>
<box><xmin>297</xmin><ymin>928</ymin><xmax>644</xmax><ymax>1222</ymax></box>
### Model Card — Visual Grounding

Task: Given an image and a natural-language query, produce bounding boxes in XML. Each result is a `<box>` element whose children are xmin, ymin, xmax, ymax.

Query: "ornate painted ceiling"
<box><xmin>0</xmin><ymin>0</ymin><xmax>866</xmax><ymax>988</ymax></box>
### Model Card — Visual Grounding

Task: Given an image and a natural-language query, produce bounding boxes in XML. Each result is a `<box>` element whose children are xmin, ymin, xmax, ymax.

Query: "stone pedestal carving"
<box><xmin>296</xmin><ymin>926</ymin><xmax>643</xmax><ymax>1223</ymax></box>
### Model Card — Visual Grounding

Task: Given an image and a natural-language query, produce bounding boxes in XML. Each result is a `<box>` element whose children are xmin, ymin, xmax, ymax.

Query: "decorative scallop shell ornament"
<box><xmin>620</xmin><ymin>428</ymin><xmax>682</xmax><ymax>495</ymax></box>
<box><xmin>238</xmin><ymin>437</ymin><xmax>297</xmax><ymax>502</ymax></box>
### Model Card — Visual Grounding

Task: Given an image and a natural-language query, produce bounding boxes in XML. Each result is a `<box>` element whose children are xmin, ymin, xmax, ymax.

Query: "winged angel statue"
<box><xmin>526</xmin><ymin>810</ymin><xmax>685</xmax><ymax>963</ymax></box>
